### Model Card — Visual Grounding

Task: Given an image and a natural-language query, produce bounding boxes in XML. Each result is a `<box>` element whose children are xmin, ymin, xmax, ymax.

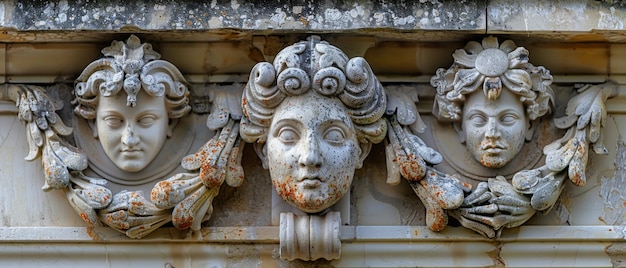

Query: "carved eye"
<box><xmin>277</xmin><ymin>126</ymin><xmax>300</xmax><ymax>143</ymax></box>
<box><xmin>103</xmin><ymin>116</ymin><xmax>124</xmax><ymax>128</ymax></box>
<box><xmin>323</xmin><ymin>127</ymin><xmax>346</xmax><ymax>144</ymax></box>
<box><xmin>137</xmin><ymin>114</ymin><xmax>158</xmax><ymax>127</ymax></box>
<box><xmin>500</xmin><ymin>113</ymin><xmax>519</xmax><ymax>125</ymax></box>
<box><xmin>468</xmin><ymin>114</ymin><xmax>487</xmax><ymax>126</ymax></box>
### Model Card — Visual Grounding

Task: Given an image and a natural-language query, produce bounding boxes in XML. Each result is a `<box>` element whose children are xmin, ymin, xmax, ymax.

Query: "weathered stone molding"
<box><xmin>0</xmin><ymin>225</ymin><xmax>622</xmax><ymax>267</ymax></box>
<box><xmin>0</xmin><ymin>33</ymin><xmax>623</xmax><ymax>265</ymax></box>
<box><xmin>1</xmin><ymin>1</ymin><xmax>486</xmax><ymax>32</ymax></box>
<box><xmin>2</xmin><ymin>0</ymin><xmax>626</xmax><ymax>43</ymax></box>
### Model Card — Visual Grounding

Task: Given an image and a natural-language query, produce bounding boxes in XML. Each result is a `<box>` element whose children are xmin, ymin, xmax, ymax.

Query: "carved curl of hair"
<box><xmin>73</xmin><ymin>35</ymin><xmax>191</xmax><ymax>120</ymax></box>
<box><xmin>430</xmin><ymin>36</ymin><xmax>554</xmax><ymax>122</ymax></box>
<box><xmin>240</xmin><ymin>37</ymin><xmax>387</xmax><ymax>144</ymax></box>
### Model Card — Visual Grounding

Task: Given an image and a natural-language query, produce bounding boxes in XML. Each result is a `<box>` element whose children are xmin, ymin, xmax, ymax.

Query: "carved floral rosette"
<box><xmin>0</xmin><ymin>35</ymin><xmax>617</xmax><ymax>254</ymax></box>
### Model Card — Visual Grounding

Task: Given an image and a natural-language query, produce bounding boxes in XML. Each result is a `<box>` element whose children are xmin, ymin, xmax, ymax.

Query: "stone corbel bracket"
<box><xmin>280</xmin><ymin>212</ymin><xmax>341</xmax><ymax>261</ymax></box>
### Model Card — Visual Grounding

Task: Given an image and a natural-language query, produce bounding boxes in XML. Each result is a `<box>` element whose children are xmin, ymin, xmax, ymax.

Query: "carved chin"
<box><xmin>282</xmin><ymin>186</ymin><xmax>341</xmax><ymax>213</ymax></box>
<box><xmin>479</xmin><ymin>155</ymin><xmax>509</xmax><ymax>169</ymax></box>
<box><xmin>291</xmin><ymin>195</ymin><xmax>336</xmax><ymax>213</ymax></box>
<box><xmin>115</xmin><ymin>159</ymin><xmax>148</xmax><ymax>172</ymax></box>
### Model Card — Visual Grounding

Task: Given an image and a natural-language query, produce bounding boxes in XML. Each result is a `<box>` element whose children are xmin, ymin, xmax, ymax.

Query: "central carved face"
<box><xmin>462</xmin><ymin>89</ymin><xmax>529</xmax><ymax>168</ymax></box>
<box><xmin>95</xmin><ymin>90</ymin><xmax>169</xmax><ymax>172</ymax></box>
<box><xmin>265</xmin><ymin>92</ymin><xmax>361</xmax><ymax>213</ymax></box>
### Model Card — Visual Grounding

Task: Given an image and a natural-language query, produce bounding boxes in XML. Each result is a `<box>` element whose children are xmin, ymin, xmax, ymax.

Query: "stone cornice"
<box><xmin>0</xmin><ymin>226</ymin><xmax>622</xmax><ymax>267</ymax></box>
<box><xmin>0</xmin><ymin>226</ymin><xmax>622</xmax><ymax>243</ymax></box>
<box><xmin>0</xmin><ymin>1</ymin><xmax>624</xmax><ymax>43</ymax></box>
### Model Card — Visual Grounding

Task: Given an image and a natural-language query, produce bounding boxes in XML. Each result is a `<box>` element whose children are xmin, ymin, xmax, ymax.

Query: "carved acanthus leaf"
<box><xmin>385</xmin><ymin>79</ymin><xmax>616</xmax><ymax>238</ymax></box>
<box><xmin>0</xmin><ymin>84</ymin><xmax>114</xmax><ymax>230</ymax></box>
<box><xmin>4</xmin><ymin>83</ymin><xmax>242</xmax><ymax>238</ymax></box>
<box><xmin>513</xmin><ymin>82</ymin><xmax>617</xmax><ymax>206</ymax></box>
<box><xmin>384</xmin><ymin>86</ymin><xmax>471</xmax><ymax>232</ymax></box>
<box><xmin>385</xmin><ymin>85</ymin><xmax>426</xmax><ymax>134</ymax></box>
<box><xmin>151</xmin><ymin>89</ymin><xmax>245</xmax><ymax>231</ymax></box>
<box><xmin>453</xmin><ymin>82</ymin><xmax>617</xmax><ymax>238</ymax></box>
<box><xmin>1</xmin><ymin>85</ymin><xmax>87</xmax><ymax>191</ymax></box>
<box><xmin>151</xmin><ymin>121</ymin><xmax>243</xmax><ymax>230</ymax></box>
<box><xmin>99</xmin><ymin>190</ymin><xmax>170</xmax><ymax>238</ymax></box>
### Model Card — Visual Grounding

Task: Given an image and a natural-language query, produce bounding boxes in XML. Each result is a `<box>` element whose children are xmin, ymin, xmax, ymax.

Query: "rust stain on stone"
<box><xmin>605</xmin><ymin>242</ymin><xmax>626</xmax><ymax>268</ymax></box>
<box><xmin>486</xmin><ymin>242</ymin><xmax>506</xmax><ymax>268</ymax></box>
<box><xmin>399</xmin><ymin>153</ymin><xmax>425</xmax><ymax>181</ymax></box>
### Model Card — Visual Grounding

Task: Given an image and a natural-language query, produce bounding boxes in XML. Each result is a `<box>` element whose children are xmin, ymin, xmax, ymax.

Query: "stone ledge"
<box><xmin>0</xmin><ymin>226</ymin><xmax>621</xmax><ymax>267</ymax></box>
<box><xmin>0</xmin><ymin>226</ymin><xmax>622</xmax><ymax>242</ymax></box>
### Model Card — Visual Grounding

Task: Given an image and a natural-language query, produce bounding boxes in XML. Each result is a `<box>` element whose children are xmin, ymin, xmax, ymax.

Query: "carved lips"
<box><xmin>480</xmin><ymin>142</ymin><xmax>507</xmax><ymax>155</ymax></box>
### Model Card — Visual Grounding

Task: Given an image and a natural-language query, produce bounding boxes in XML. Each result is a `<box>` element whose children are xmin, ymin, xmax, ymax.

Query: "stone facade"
<box><xmin>1</xmin><ymin>1</ymin><xmax>626</xmax><ymax>267</ymax></box>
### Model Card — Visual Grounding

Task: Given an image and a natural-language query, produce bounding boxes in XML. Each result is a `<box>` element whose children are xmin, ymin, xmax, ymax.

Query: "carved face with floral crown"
<box><xmin>74</xmin><ymin>35</ymin><xmax>191</xmax><ymax>173</ymax></box>
<box><xmin>431</xmin><ymin>36</ymin><xmax>555</xmax><ymax>169</ymax></box>
<box><xmin>240</xmin><ymin>36</ymin><xmax>387</xmax><ymax>213</ymax></box>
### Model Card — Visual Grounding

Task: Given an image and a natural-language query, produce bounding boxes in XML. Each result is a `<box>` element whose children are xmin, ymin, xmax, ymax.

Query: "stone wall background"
<box><xmin>1</xmin><ymin>1</ymin><xmax>626</xmax><ymax>267</ymax></box>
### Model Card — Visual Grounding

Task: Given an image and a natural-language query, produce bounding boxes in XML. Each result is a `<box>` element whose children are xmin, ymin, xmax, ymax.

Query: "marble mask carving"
<box><xmin>385</xmin><ymin>36</ymin><xmax>616</xmax><ymax>238</ymax></box>
<box><xmin>1</xmin><ymin>36</ymin><xmax>246</xmax><ymax>239</ymax></box>
<box><xmin>74</xmin><ymin>35</ymin><xmax>191</xmax><ymax>173</ymax></box>
<box><xmin>240</xmin><ymin>36</ymin><xmax>387</xmax><ymax>213</ymax></box>
<box><xmin>431</xmin><ymin>36</ymin><xmax>553</xmax><ymax>169</ymax></box>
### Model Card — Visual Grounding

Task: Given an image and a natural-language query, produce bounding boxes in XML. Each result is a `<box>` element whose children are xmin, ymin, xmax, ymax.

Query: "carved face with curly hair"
<box><xmin>431</xmin><ymin>36</ymin><xmax>554</xmax><ymax>168</ymax></box>
<box><xmin>74</xmin><ymin>35</ymin><xmax>191</xmax><ymax>172</ymax></box>
<box><xmin>240</xmin><ymin>36</ymin><xmax>387</xmax><ymax>213</ymax></box>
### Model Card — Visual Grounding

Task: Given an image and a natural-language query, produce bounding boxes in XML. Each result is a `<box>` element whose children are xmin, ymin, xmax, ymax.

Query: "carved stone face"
<box><xmin>95</xmin><ymin>90</ymin><xmax>169</xmax><ymax>172</ymax></box>
<box><xmin>263</xmin><ymin>92</ymin><xmax>362</xmax><ymax>213</ymax></box>
<box><xmin>462</xmin><ymin>89</ymin><xmax>529</xmax><ymax>168</ymax></box>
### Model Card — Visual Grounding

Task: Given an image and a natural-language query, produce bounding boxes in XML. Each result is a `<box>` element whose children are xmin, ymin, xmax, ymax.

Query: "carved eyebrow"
<box><xmin>98</xmin><ymin>110</ymin><xmax>124</xmax><ymax>117</ymax></box>
<box><xmin>271</xmin><ymin>119</ymin><xmax>304</xmax><ymax>135</ymax></box>
<box><xmin>319</xmin><ymin>119</ymin><xmax>353</xmax><ymax>133</ymax></box>
<box><xmin>465</xmin><ymin>108</ymin><xmax>522</xmax><ymax>117</ymax></box>
<box><xmin>497</xmin><ymin>108</ymin><xmax>523</xmax><ymax>116</ymax></box>
<box><xmin>464</xmin><ymin>108</ymin><xmax>486</xmax><ymax>116</ymax></box>
<box><xmin>136</xmin><ymin>110</ymin><xmax>164</xmax><ymax>117</ymax></box>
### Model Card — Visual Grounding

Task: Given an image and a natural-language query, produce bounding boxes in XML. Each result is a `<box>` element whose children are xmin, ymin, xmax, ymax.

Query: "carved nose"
<box><xmin>485</xmin><ymin>118</ymin><xmax>501</xmax><ymax>139</ymax></box>
<box><xmin>299</xmin><ymin>135</ymin><xmax>323</xmax><ymax>168</ymax></box>
<box><xmin>121</xmin><ymin>124</ymin><xmax>140</xmax><ymax>146</ymax></box>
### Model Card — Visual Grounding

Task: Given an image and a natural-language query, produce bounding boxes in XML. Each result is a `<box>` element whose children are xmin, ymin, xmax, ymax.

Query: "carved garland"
<box><xmin>0</xmin><ymin>35</ymin><xmax>616</xmax><ymax>246</ymax></box>
<box><xmin>384</xmin><ymin>36</ymin><xmax>617</xmax><ymax>238</ymax></box>
<box><xmin>0</xmin><ymin>36</ymin><xmax>245</xmax><ymax>239</ymax></box>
